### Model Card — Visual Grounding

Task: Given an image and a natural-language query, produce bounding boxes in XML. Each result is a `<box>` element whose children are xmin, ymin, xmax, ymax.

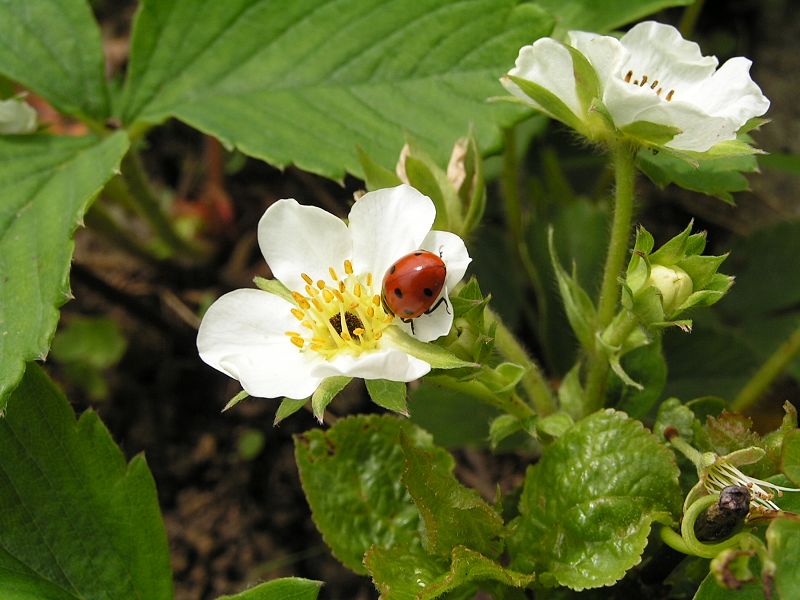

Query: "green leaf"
<box><xmin>51</xmin><ymin>316</ymin><xmax>127</xmax><ymax>369</ymax></box>
<box><xmin>610</xmin><ymin>340</ymin><xmax>667</xmax><ymax>418</ymax></box>
<box><xmin>508</xmin><ymin>409</ymin><xmax>681</xmax><ymax>590</ymax></box>
<box><xmin>216</xmin><ymin>578</ymin><xmax>322</xmax><ymax>600</ymax></box>
<box><xmin>0</xmin><ymin>132</ymin><xmax>130</xmax><ymax>408</ymax></box>
<box><xmin>274</xmin><ymin>397</ymin><xmax>308</xmax><ymax>425</ymax></box>
<box><xmin>294</xmin><ymin>415</ymin><xmax>431</xmax><ymax>574</ymax></box>
<box><xmin>419</xmin><ymin>546</ymin><xmax>535</xmax><ymax>599</ymax></box>
<box><xmin>637</xmin><ymin>146</ymin><xmax>758</xmax><ymax>203</ymax></box>
<box><xmin>782</xmin><ymin>430</ymin><xmax>800</xmax><ymax>486</ymax></box>
<box><xmin>311</xmin><ymin>376</ymin><xmax>350</xmax><ymax>422</ymax></box>
<box><xmin>366</xmin><ymin>379</ymin><xmax>408</xmax><ymax>416</ymax></box>
<box><xmin>767</xmin><ymin>518</ymin><xmax>800</xmax><ymax>599</ymax></box>
<box><xmin>0</xmin><ymin>0</ymin><xmax>110</xmax><ymax>121</ymax></box>
<box><xmin>365</xmin><ymin>543</ymin><xmax>448</xmax><ymax>600</ymax></box>
<box><xmin>0</xmin><ymin>364</ymin><xmax>172</xmax><ymax>599</ymax></box>
<box><xmin>536</xmin><ymin>0</ymin><xmax>692</xmax><ymax>35</ymax></box>
<box><xmin>401</xmin><ymin>435</ymin><xmax>504</xmax><ymax>558</ymax></box>
<box><xmin>693</xmin><ymin>575</ymin><xmax>766</xmax><ymax>600</ymax></box>
<box><xmin>120</xmin><ymin>0</ymin><xmax>553</xmax><ymax>180</ymax></box>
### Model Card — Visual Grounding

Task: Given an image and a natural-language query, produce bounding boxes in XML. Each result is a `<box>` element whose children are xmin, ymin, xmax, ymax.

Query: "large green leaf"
<box><xmin>0</xmin><ymin>131</ymin><xmax>129</xmax><ymax>408</ymax></box>
<box><xmin>400</xmin><ymin>435</ymin><xmax>504</xmax><ymax>558</ymax></box>
<box><xmin>0</xmin><ymin>0</ymin><xmax>110</xmax><ymax>121</ymax></box>
<box><xmin>508</xmin><ymin>409</ymin><xmax>681</xmax><ymax>590</ymax></box>
<box><xmin>0</xmin><ymin>364</ymin><xmax>172</xmax><ymax>599</ymax></box>
<box><xmin>294</xmin><ymin>415</ymin><xmax>430</xmax><ymax>574</ymax></box>
<box><xmin>535</xmin><ymin>0</ymin><xmax>693</xmax><ymax>36</ymax></box>
<box><xmin>216</xmin><ymin>578</ymin><xmax>322</xmax><ymax>600</ymax></box>
<box><xmin>119</xmin><ymin>0</ymin><xmax>552</xmax><ymax>179</ymax></box>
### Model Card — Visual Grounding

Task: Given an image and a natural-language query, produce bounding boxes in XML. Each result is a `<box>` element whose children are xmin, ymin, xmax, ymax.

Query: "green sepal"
<box><xmin>312</xmin><ymin>376</ymin><xmax>350</xmax><ymax>422</ymax></box>
<box><xmin>223</xmin><ymin>389</ymin><xmax>250</xmax><ymax>412</ymax></box>
<box><xmin>565</xmin><ymin>46</ymin><xmax>600</xmax><ymax>117</ymax></box>
<box><xmin>356</xmin><ymin>145</ymin><xmax>402</xmax><ymax>191</ymax></box>
<box><xmin>274</xmin><ymin>397</ymin><xmax>308</xmax><ymax>426</ymax></box>
<box><xmin>483</xmin><ymin>362</ymin><xmax>526</xmax><ymax>395</ymax></box>
<box><xmin>650</xmin><ymin>221</ymin><xmax>694</xmax><ymax>266</ymax></box>
<box><xmin>457</xmin><ymin>132</ymin><xmax>487</xmax><ymax>238</ymax></box>
<box><xmin>400</xmin><ymin>434</ymin><xmax>504</xmax><ymax>558</ymax></box>
<box><xmin>383</xmin><ymin>326</ymin><xmax>478</xmax><ymax>370</ymax></box>
<box><xmin>254</xmin><ymin>276</ymin><xmax>294</xmax><ymax>304</ymax></box>
<box><xmin>620</xmin><ymin>120</ymin><xmax>682</xmax><ymax>147</ymax></box>
<box><xmin>678</xmin><ymin>253</ymin><xmax>729</xmax><ymax>289</ymax></box>
<box><xmin>489</xmin><ymin>414</ymin><xmax>537</xmax><ymax>449</ymax></box>
<box><xmin>505</xmin><ymin>75</ymin><xmax>585</xmax><ymax>135</ymax></box>
<box><xmin>537</xmin><ymin>412</ymin><xmax>575</xmax><ymax>438</ymax></box>
<box><xmin>548</xmin><ymin>229</ymin><xmax>597</xmax><ymax>353</ymax></box>
<box><xmin>558</xmin><ymin>362</ymin><xmax>585</xmax><ymax>421</ymax></box>
<box><xmin>366</xmin><ymin>379</ymin><xmax>408</xmax><ymax>416</ymax></box>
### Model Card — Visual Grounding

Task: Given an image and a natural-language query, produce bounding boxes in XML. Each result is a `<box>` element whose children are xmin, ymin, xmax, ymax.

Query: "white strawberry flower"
<box><xmin>197</xmin><ymin>185</ymin><xmax>471</xmax><ymax>400</ymax></box>
<box><xmin>502</xmin><ymin>21</ymin><xmax>769</xmax><ymax>152</ymax></box>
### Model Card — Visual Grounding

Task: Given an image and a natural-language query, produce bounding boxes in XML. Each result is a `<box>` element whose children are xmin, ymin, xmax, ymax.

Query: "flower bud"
<box><xmin>648</xmin><ymin>264</ymin><xmax>693</xmax><ymax>315</ymax></box>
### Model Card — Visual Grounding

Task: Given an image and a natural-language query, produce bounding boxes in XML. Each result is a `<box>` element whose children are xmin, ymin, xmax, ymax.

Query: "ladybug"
<box><xmin>382</xmin><ymin>250</ymin><xmax>448</xmax><ymax>326</ymax></box>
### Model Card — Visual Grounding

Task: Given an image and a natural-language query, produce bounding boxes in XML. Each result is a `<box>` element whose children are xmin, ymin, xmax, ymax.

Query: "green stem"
<box><xmin>486</xmin><ymin>307</ymin><xmax>556</xmax><ymax>416</ymax></box>
<box><xmin>732</xmin><ymin>324</ymin><xmax>800</xmax><ymax>413</ymax></box>
<box><xmin>427</xmin><ymin>375</ymin><xmax>535</xmax><ymax>421</ymax></box>
<box><xmin>680</xmin><ymin>494</ymin><xmax>753</xmax><ymax>558</ymax></box>
<box><xmin>584</xmin><ymin>142</ymin><xmax>637</xmax><ymax>413</ymax></box>
<box><xmin>120</xmin><ymin>151</ymin><xmax>202</xmax><ymax>259</ymax></box>
<box><xmin>501</xmin><ymin>127</ymin><xmax>523</xmax><ymax>242</ymax></box>
<box><xmin>679</xmin><ymin>0</ymin><xmax>706</xmax><ymax>38</ymax></box>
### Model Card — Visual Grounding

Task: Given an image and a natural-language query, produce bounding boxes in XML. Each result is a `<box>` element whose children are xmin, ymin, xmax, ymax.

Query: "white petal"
<box><xmin>421</xmin><ymin>230</ymin><xmax>471</xmax><ymax>291</ymax></box>
<box><xmin>313</xmin><ymin>347</ymin><xmax>431</xmax><ymax>382</ymax></box>
<box><xmin>348</xmin><ymin>184</ymin><xmax>435</xmax><ymax>283</ymax></box>
<box><xmin>568</xmin><ymin>31</ymin><xmax>627</xmax><ymax>88</ymax></box>
<box><xmin>603</xmin><ymin>76</ymin><xmax>669</xmax><ymax>127</ymax></box>
<box><xmin>402</xmin><ymin>286</ymin><xmax>453</xmax><ymax>342</ymax></box>
<box><xmin>503</xmin><ymin>38</ymin><xmax>583</xmax><ymax>118</ymax></box>
<box><xmin>197</xmin><ymin>288</ymin><xmax>323</xmax><ymax>399</ymax></box>
<box><xmin>686</xmin><ymin>57</ymin><xmax>770</xmax><ymax>123</ymax></box>
<box><xmin>258</xmin><ymin>199</ymin><xmax>352</xmax><ymax>292</ymax></box>
<box><xmin>620</xmin><ymin>22</ymin><xmax>718</xmax><ymax>87</ymax></box>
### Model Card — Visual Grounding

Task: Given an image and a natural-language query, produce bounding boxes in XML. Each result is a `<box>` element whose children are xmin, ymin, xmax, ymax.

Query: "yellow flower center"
<box><xmin>623</xmin><ymin>69</ymin><xmax>675</xmax><ymax>101</ymax></box>
<box><xmin>284</xmin><ymin>259</ymin><xmax>394</xmax><ymax>359</ymax></box>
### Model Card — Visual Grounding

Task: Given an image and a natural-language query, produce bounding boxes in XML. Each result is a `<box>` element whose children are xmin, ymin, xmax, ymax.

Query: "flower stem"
<box><xmin>486</xmin><ymin>306</ymin><xmax>556</xmax><ymax>416</ymax></box>
<box><xmin>120</xmin><ymin>151</ymin><xmax>203</xmax><ymax>259</ymax></box>
<box><xmin>680</xmin><ymin>494</ymin><xmax>754</xmax><ymax>558</ymax></box>
<box><xmin>679</xmin><ymin>0</ymin><xmax>706</xmax><ymax>38</ymax></box>
<box><xmin>427</xmin><ymin>374</ymin><xmax>535</xmax><ymax>421</ymax></box>
<box><xmin>731</xmin><ymin>323</ymin><xmax>800</xmax><ymax>413</ymax></box>
<box><xmin>584</xmin><ymin>142</ymin><xmax>637</xmax><ymax>412</ymax></box>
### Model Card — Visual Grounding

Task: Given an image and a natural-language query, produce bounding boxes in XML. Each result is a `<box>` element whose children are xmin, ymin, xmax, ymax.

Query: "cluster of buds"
<box><xmin>622</xmin><ymin>222</ymin><xmax>733</xmax><ymax>331</ymax></box>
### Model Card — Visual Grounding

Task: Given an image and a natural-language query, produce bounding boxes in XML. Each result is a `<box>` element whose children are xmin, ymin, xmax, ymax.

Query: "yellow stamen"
<box><xmin>332</xmin><ymin>289</ymin><xmax>344</xmax><ymax>302</ymax></box>
<box><xmin>301</xmin><ymin>320</ymin><xmax>315</xmax><ymax>330</ymax></box>
<box><xmin>341</xmin><ymin>331</ymin><xmax>352</xmax><ymax>341</ymax></box>
<box><xmin>312</xmin><ymin>298</ymin><xmax>324</xmax><ymax>312</ymax></box>
<box><xmin>338</xmin><ymin>281</ymin><xmax>346</xmax><ymax>293</ymax></box>
<box><xmin>666</xmin><ymin>90</ymin><xmax>674</xmax><ymax>101</ymax></box>
<box><xmin>353</xmin><ymin>328</ymin><xmax>365</xmax><ymax>336</ymax></box>
<box><xmin>374</xmin><ymin>331</ymin><xmax>383</xmax><ymax>340</ymax></box>
<box><xmin>366</xmin><ymin>306</ymin><xmax>375</xmax><ymax>318</ymax></box>
<box><xmin>329</xmin><ymin>267</ymin><xmax>339</xmax><ymax>281</ymax></box>
<box><xmin>322</xmin><ymin>289</ymin><xmax>334</xmax><ymax>303</ymax></box>
<box><xmin>317</xmin><ymin>280</ymin><xmax>326</xmax><ymax>289</ymax></box>
<box><xmin>372</xmin><ymin>295</ymin><xmax>381</xmax><ymax>306</ymax></box>
<box><xmin>285</xmin><ymin>331</ymin><xmax>301</xmax><ymax>337</ymax></box>
<box><xmin>366</xmin><ymin>273</ymin><xmax>373</xmax><ymax>287</ymax></box>
<box><xmin>305</xmin><ymin>284</ymin><xmax>318</xmax><ymax>296</ymax></box>
<box><xmin>344</xmin><ymin>259</ymin><xmax>353</xmax><ymax>275</ymax></box>
<box><xmin>301</xmin><ymin>273</ymin><xmax>313</xmax><ymax>285</ymax></box>
<box><xmin>291</xmin><ymin>308</ymin><xmax>305</xmax><ymax>321</ymax></box>
<box><xmin>354</xmin><ymin>283</ymin><xmax>362</xmax><ymax>297</ymax></box>
<box><xmin>290</xmin><ymin>336</ymin><xmax>305</xmax><ymax>348</ymax></box>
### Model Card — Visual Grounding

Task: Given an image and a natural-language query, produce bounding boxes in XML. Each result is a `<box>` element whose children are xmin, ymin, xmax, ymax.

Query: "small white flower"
<box><xmin>197</xmin><ymin>184</ymin><xmax>471</xmax><ymax>400</ymax></box>
<box><xmin>503</xmin><ymin>21</ymin><xmax>769</xmax><ymax>152</ymax></box>
<box><xmin>702</xmin><ymin>454</ymin><xmax>799</xmax><ymax>512</ymax></box>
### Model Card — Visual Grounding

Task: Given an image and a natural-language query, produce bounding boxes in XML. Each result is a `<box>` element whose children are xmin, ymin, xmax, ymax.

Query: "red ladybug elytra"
<box><xmin>382</xmin><ymin>250</ymin><xmax>448</xmax><ymax>322</ymax></box>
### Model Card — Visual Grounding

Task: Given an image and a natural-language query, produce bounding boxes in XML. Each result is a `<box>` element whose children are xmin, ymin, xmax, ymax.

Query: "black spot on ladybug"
<box><xmin>414</xmin><ymin>251</ymin><xmax>422</xmax><ymax>256</ymax></box>
<box><xmin>403</xmin><ymin>309</ymin><xmax>414</xmax><ymax>315</ymax></box>
<box><xmin>389</xmin><ymin>265</ymin><xmax>396</xmax><ymax>274</ymax></box>
<box><xmin>423</xmin><ymin>288</ymin><xmax>433</xmax><ymax>297</ymax></box>
<box><xmin>393</xmin><ymin>287</ymin><xmax>403</xmax><ymax>298</ymax></box>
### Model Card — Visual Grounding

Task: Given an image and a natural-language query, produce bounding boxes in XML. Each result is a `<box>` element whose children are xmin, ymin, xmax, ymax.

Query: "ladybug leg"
<box><xmin>400</xmin><ymin>317</ymin><xmax>416</xmax><ymax>335</ymax></box>
<box><xmin>423</xmin><ymin>296</ymin><xmax>449</xmax><ymax>316</ymax></box>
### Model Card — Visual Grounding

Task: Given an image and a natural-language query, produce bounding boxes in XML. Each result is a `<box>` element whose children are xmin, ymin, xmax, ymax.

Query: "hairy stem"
<box><xmin>679</xmin><ymin>0</ymin><xmax>706</xmax><ymax>38</ymax></box>
<box><xmin>584</xmin><ymin>142</ymin><xmax>637</xmax><ymax>413</ymax></box>
<box><xmin>732</xmin><ymin>324</ymin><xmax>800</xmax><ymax>413</ymax></box>
<box><xmin>428</xmin><ymin>374</ymin><xmax>536</xmax><ymax>421</ymax></box>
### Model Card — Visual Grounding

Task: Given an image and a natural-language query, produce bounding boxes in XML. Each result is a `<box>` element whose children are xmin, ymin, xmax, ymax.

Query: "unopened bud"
<box><xmin>649</xmin><ymin>265</ymin><xmax>693</xmax><ymax>314</ymax></box>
